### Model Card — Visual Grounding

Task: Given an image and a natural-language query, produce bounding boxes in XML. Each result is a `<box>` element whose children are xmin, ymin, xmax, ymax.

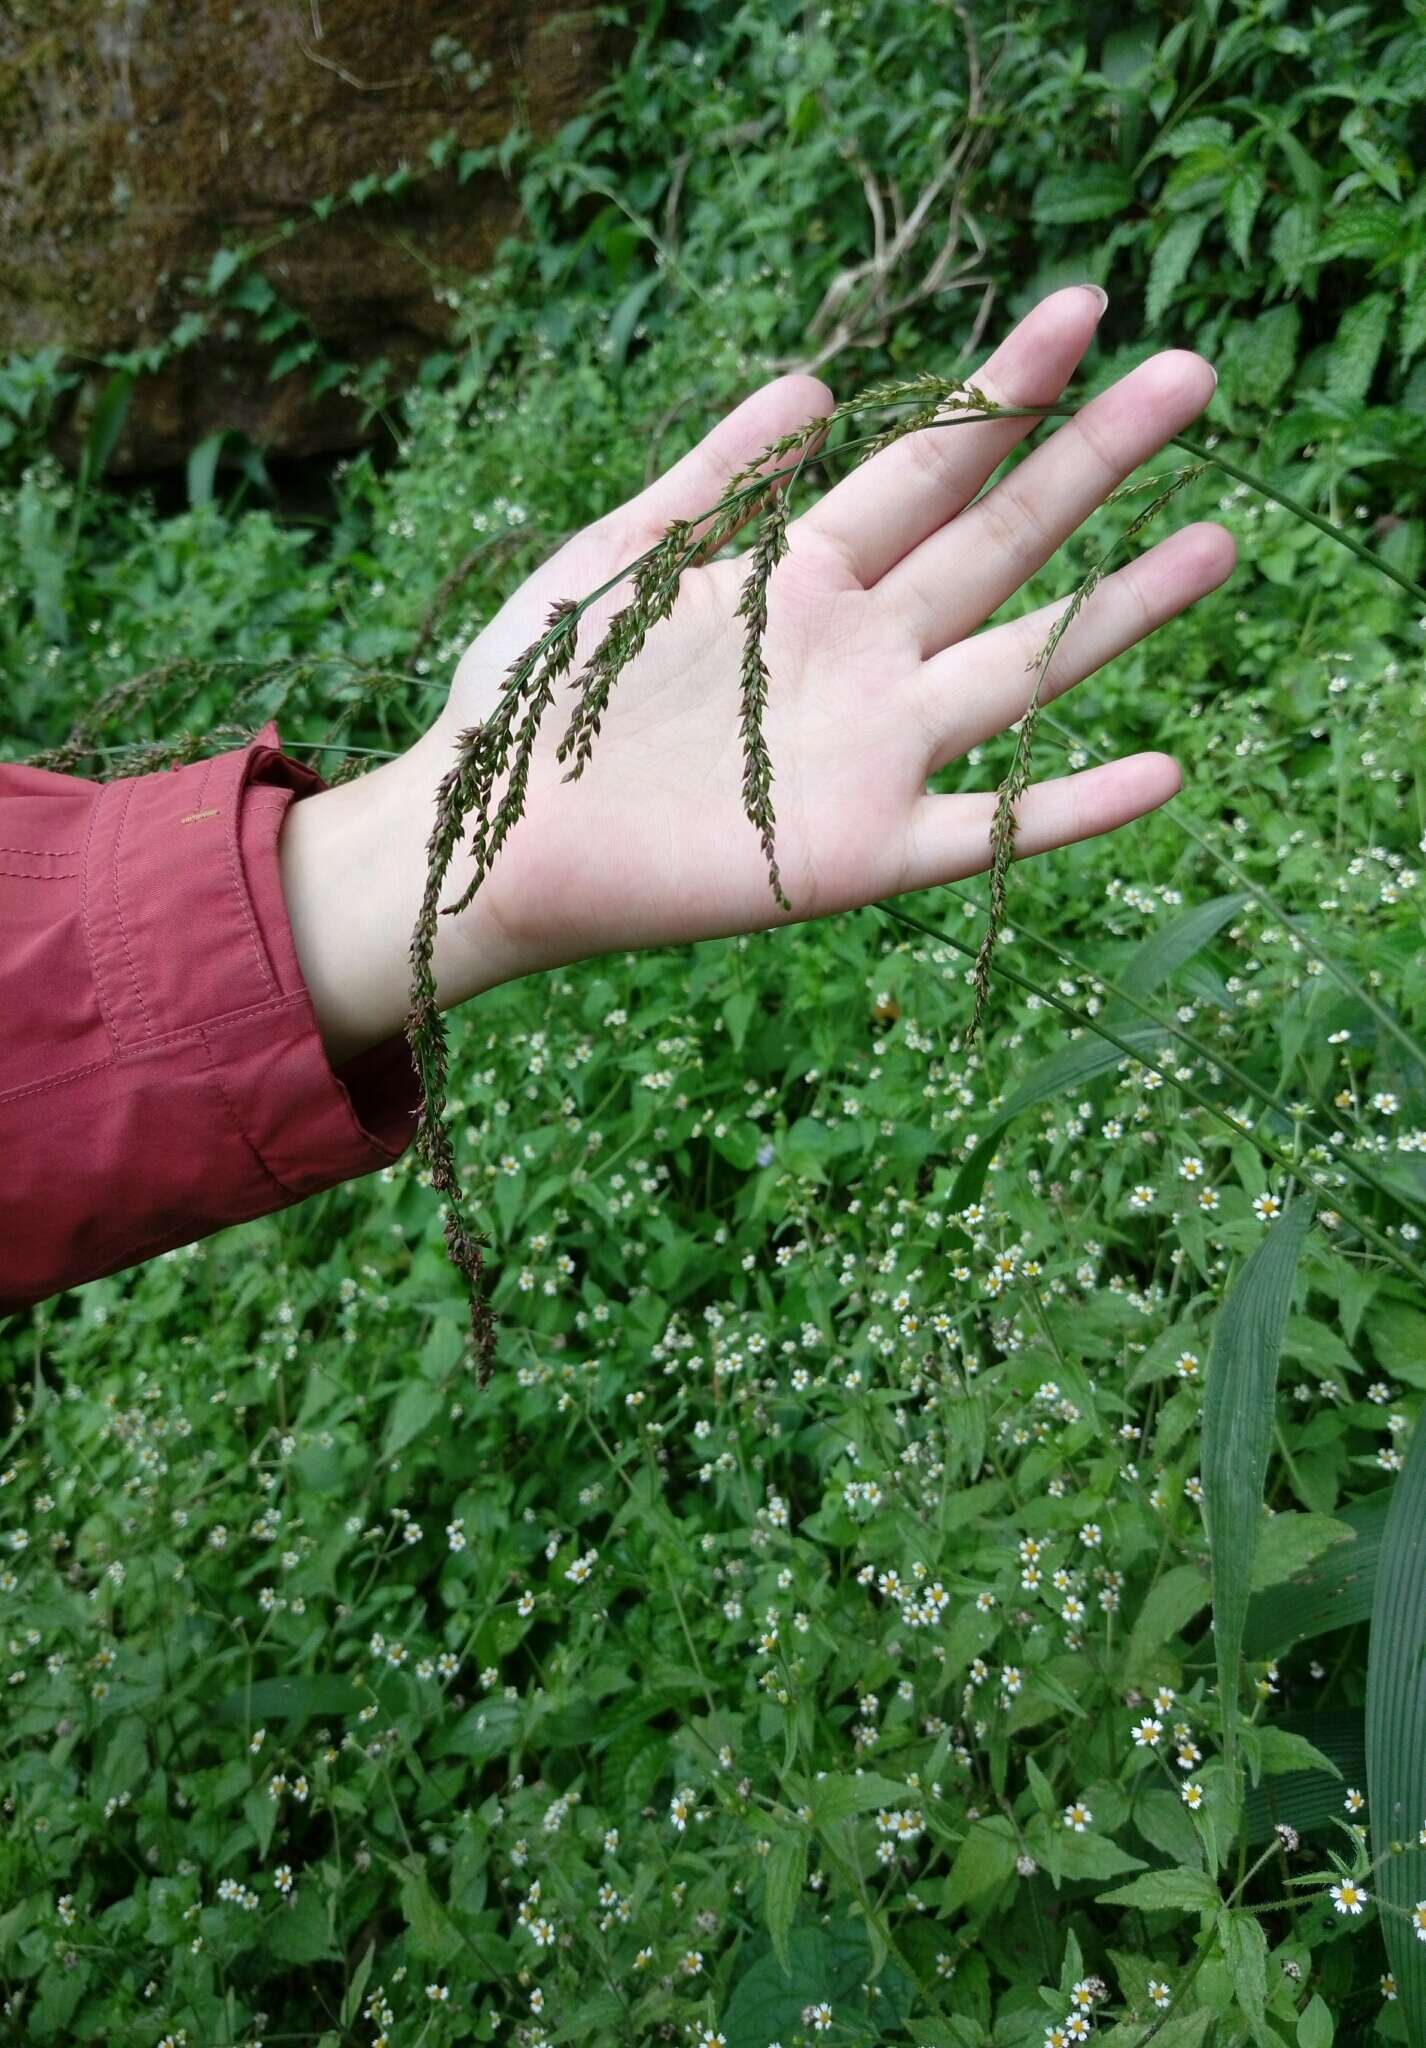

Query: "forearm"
<box><xmin>277</xmin><ymin>726</ymin><xmax>528</xmax><ymax>1068</ymax></box>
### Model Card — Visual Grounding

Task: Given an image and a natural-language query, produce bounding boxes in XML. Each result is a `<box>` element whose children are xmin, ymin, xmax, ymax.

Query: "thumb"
<box><xmin>621</xmin><ymin>372</ymin><xmax>833</xmax><ymax>553</ymax></box>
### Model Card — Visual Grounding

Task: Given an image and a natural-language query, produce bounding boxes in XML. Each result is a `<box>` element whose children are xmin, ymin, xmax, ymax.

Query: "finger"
<box><xmin>795</xmin><ymin>284</ymin><xmax>1106</xmax><ymax>586</ymax></box>
<box><xmin>884</xmin><ymin>350</ymin><xmax>1216</xmax><ymax>655</ymax></box>
<box><xmin>903</xmin><ymin>753</ymin><xmax>1181</xmax><ymax>893</ymax></box>
<box><xmin>914</xmin><ymin>522</ymin><xmax>1236</xmax><ymax>773</ymax></box>
<box><xmin>616</xmin><ymin>372</ymin><xmax>833</xmax><ymax>553</ymax></box>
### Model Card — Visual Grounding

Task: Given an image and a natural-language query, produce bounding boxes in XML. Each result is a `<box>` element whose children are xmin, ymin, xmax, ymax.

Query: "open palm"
<box><xmin>425</xmin><ymin>286</ymin><xmax>1231</xmax><ymax>989</ymax></box>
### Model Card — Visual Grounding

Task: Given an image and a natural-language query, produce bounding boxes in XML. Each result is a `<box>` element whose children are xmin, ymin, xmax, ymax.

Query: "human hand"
<box><xmin>280</xmin><ymin>285</ymin><xmax>1232</xmax><ymax>1066</ymax></box>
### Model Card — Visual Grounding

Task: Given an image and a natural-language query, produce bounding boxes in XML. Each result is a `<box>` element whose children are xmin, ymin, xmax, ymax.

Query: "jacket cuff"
<box><xmin>87</xmin><ymin>717</ymin><xmax>422</xmax><ymax>1198</ymax></box>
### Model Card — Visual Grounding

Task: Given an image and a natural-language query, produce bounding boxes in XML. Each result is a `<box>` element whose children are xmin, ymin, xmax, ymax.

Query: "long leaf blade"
<box><xmin>1201</xmin><ymin>1198</ymin><xmax>1313</xmax><ymax>1790</ymax></box>
<box><xmin>1367</xmin><ymin>1417</ymin><xmax>1426</xmax><ymax>2044</ymax></box>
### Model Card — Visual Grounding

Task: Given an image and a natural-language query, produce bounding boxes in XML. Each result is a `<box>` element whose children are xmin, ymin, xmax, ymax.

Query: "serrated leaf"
<box><xmin>1367</xmin><ymin>1416</ymin><xmax>1426</xmax><ymax>2040</ymax></box>
<box><xmin>1403</xmin><ymin>274</ymin><xmax>1426</xmax><ymax>366</ymax></box>
<box><xmin>1152</xmin><ymin>117</ymin><xmax>1235</xmax><ymax>159</ymax></box>
<box><xmin>1251</xmin><ymin>1725</ymin><xmax>1342</xmax><ymax>1779</ymax></box>
<box><xmin>809</xmin><ymin>1772</ymin><xmax>913</xmax><ymax>1827</ymax></box>
<box><xmin>384</xmin><ymin>1379</ymin><xmax>445</xmax><ymax>1457</ymax></box>
<box><xmin>1242</xmin><ymin>1492</ymin><xmax>1390</xmax><ymax>1658</ymax></box>
<box><xmin>1032</xmin><ymin>166</ymin><xmax>1136</xmax><ymax>224</ymax></box>
<box><xmin>1225</xmin><ymin>166</ymin><xmax>1266</xmax><ymax>266</ymax></box>
<box><xmin>1202</xmin><ymin>1198</ymin><xmax>1313</xmax><ymax>1791</ymax></box>
<box><xmin>1269</xmin><ymin>201</ymin><xmax>1318</xmax><ymax>292</ymax></box>
<box><xmin>398</xmin><ymin>1855</ymin><xmax>461</xmax><ymax>1964</ymax></box>
<box><xmin>943</xmin><ymin>1816</ymin><xmax>1020</xmax><ymax>1913</ymax></box>
<box><xmin>1125</xmin><ymin>1564</ymin><xmax>1211</xmax><ymax>1681</ymax></box>
<box><xmin>763</xmin><ymin>1832</ymin><xmax>806</xmax><ymax>1972</ymax></box>
<box><xmin>720</xmin><ymin>1923</ymin><xmax>913</xmax><ymax>2048</ymax></box>
<box><xmin>1219</xmin><ymin>1908</ymin><xmax>1268</xmax><ymax>2034</ymax></box>
<box><xmin>1146</xmin><ymin>210</ymin><xmax>1211</xmax><ymax>327</ymax></box>
<box><xmin>1243</xmin><ymin>1712</ymin><xmax>1365</xmax><ymax>1843</ymax></box>
<box><xmin>1326</xmin><ymin>293</ymin><xmax>1392</xmax><ymax>405</ymax></box>
<box><xmin>1237</xmin><ymin>304</ymin><xmax>1302</xmax><ymax>410</ymax></box>
<box><xmin>268</xmin><ymin>1885</ymin><xmax>337</xmax><ymax>1963</ymax></box>
<box><xmin>1098</xmin><ymin>1868</ymin><xmax>1220</xmax><ymax>1912</ymax></box>
<box><xmin>1249</xmin><ymin>1512</ymin><xmax>1355</xmax><ymax>1592</ymax></box>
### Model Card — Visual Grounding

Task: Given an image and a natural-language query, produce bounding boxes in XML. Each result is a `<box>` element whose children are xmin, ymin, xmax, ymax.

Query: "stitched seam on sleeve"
<box><xmin>79</xmin><ymin>781</ymin><xmax>120</xmax><ymax>1057</ymax></box>
<box><xmin>0</xmin><ymin>844</ymin><xmax>84</xmax><ymax>857</ymax></box>
<box><xmin>0</xmin><ymin>992</ymin><xmax>311</xmax><ymax>1108</ymax></box>
<box><xmin>0</xmin><ymin>865</ymin><xmax>80</xmax><ymax>879</ymax></box>
<box><xmin>197</xmin><ymin>1023</ymin><xmax>298</xmax><ymax>1200</ymax></box>
<box><xmin>110</xmin><ymin>775</ymin><xmax>156</xmax><ymax>1039</ymax></box>
<box><xmin>224</xmin><ymin>753</ymin><xmax>276</xmax><ymax>999</ymax></box>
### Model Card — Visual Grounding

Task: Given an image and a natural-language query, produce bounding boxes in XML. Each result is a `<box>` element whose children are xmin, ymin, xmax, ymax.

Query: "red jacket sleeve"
<box><xmin>0</xmin><ymin>719</ymin><xmax>422</xmax><ymax>1312</ymax></box>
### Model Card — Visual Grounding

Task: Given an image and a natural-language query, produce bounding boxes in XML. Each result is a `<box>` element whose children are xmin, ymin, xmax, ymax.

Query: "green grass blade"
<box><xmin>1367</xmin><ymin>1416</ymin><xmax>1426</xmax><ymax>2044</ymax></box>
<box><xmin>1099</xmin><ymin>891</ymin><xmax>1247</xmax><ymax>1021</ymax></box>
<box><xmin>1201</xmin><ymin>1199</ymin><xmax>1314</xmax><ymax>1792</ymax></box>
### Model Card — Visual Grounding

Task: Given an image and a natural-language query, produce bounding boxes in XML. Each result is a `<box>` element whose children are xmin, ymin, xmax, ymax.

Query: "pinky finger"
<box><xmin>903</xmin><ymin>752</ymin><xmax>1181</xmax><ymax>893</ymax></box>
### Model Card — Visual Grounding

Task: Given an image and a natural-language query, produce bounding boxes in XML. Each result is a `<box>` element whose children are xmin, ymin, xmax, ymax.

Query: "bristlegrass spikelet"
<box><xmin>444</xmin><ymin>597</ymin><xmax>583</xmax><ymax>920</ymax></box>
<box><xmin>405</xmin><ymin>716</ymin><xmax>500</xmax><ymax>1381</ymax></box>
<box><xmin>555</xmin><ymin>521</ymin><xmax>694</xmax><ymax>782</ymax></box>
<box><xmin>735</xmin><ymin>490</ymin><xmax>792</xmax><ymax>911</ymax></box>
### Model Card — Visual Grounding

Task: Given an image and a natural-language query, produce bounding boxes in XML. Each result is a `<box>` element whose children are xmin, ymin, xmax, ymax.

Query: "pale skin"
<box><xmin>279</xmin><ymin>285</ymin><xmax>1235</xmax><ymax>1070</ymax></box>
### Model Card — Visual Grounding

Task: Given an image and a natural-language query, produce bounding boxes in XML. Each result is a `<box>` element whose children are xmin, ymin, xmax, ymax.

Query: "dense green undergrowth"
<box><xmin>2</xmin><ymin>1</ymin><xmax>1426</xmax><ymax>2042</ymax></box>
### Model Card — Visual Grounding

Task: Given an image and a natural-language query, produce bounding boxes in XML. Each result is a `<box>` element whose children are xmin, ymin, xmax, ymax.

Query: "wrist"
<box><xmin>277</xmin><ymin>729</ymin><xmax>530</xmax><ymax>1067</ymax></box>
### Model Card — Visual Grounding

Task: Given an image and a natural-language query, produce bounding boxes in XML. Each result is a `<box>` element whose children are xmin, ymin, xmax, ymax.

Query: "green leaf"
<box><xmin>1326</xmin><ymin>293</ymin><xmax>1392</xmax><ymax>406</ymax></box>
<box><xmin>1124</xmin><ymin>1564</ymin><xmax>1211</xmax><ymax>1681</ymax></box>
<box><xmin>1249</xmin><ymin>1512</ymin><xmax>1356</xmax><ymax>1592</ymax></box>
<box><xmin>1201</xmin><ymin>1198</ymin><xmax>1313</xmax><ymax>1789</ymax></box>
<box><xmin>1242</xmin><ymin>1712</ymin><xmax>1365</xmax><ymax>1844</ymax></box>
<box><xmin>1297</xmin><ymin>1992</ymin><xmax>1334</xmax><ymax>2048</ymax></box>
<box><xmin>341</xmin><ymin>1941</ymin><xmax>375</xmax><ymax>2028</ymax></box>
<box><xmin>1367</xmin><ymin>1416</ymin><xmax>1426</xmax><ymax>2040</ymax></box>
<box><xmin>78</xmin><ymin>371</ymin><xmax>134</xmax><ymax>492</ymax></box>
<box><xmin>94</xmin><ymin>1716</ymin><xmax>148</xmax><ymax>1805</ymax></box>
<box><xmin>1242</xmin><ymin>1492</ymin><xmax>1390</xmax><ymax>1658</ymax></box>
<box><xmin>1224</xmin><ymin>165</ymin><xmax>1266</xmax><ymax>266</ymax></box>
<box><xmin>1097</xmin><ymin>1869</ymin><xmax>1220</xmax><ymax>1912</ymax></box>
<box><xmin>606</xmin><ymin>270</ymin><xmax>662</xmax><ymax>370</ymax></box>
<box><xmin>398</xmin><ymin>1855</ymin><xmax>462</xmax><ymax>1964</ymax></box>
<box><xmin>763</xmin><ymin>1831</ymin><xmax>806</xmax><ymax>1972</ymax></box>
<box><xmin>1219</xmin><ymin>1908</ymin><xmax>1267</xmax><ymax>2035</ymax></box>
<box><xmin>809</xmin><ymin>1773</ymin><xmax>913</xmax><ymax>1827</ymax></box>
<box><xmin>268</xmin><ymin>1885</ymin><xmax>337</xmax><ymax>1963</ymax></box>
<box><xmin>1145</xmin><ymin>210</ymin><xmax>1211</xmax><ymax>327</ymax></box>
<box><xmin>1041</xmin><ymin>1826</ymin><xmax>1147</xmax><ymax>1883</ymax></box>
<box><xmin>1151</xmin><ymin>117</ymin><xmax>1234</xmax><ymax>159</ymax></box>
<box><xmin>1236</xmin><ymin>304</ymin><xmax>1301</xmax><ymax>410</ymax></box>
<box><xmin>384</xmin><ymin>1379</ymin><xmax>446</xmax><ymax>1457</ymax></box>
<box><xmin>205</xmin><ymin>244</ymin><xmax>244</xmax><ymax>294</ymax></box>
<box><xmin>211</xmin><ymin>1675</ymin><xmax>366</xmax><ymax>1725</ymax></box>
<box><xmin>1032</xmin><ymin>166</ymin><xmax>1136</xmax><ymax>224</ymax></box>
<box><xmin>1252</xmin><ymin>1726</ymin><xmax>1342</xmax><ymax>1780</ymax></box>
<box><xmin>943</xmin><ymin>1816</ymin><xmax>1020</xmax><ymax>1913</ymax></box>
<box><xmin>719</xmin><ymin>1923</ymin><xmax>913</xmax><ymax>2048</ymax></box>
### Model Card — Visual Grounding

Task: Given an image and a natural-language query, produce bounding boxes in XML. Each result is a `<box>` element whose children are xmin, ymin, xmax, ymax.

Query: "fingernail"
<box><xmin>1208</xmin><ymin>363</ymin><xmax>1219</xmax><ymax>388</ymax></box>
<box><xmin>1077</xmin><ymin>283</ymin><xmax>1109</xmax><ymax>313</ymax></box>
